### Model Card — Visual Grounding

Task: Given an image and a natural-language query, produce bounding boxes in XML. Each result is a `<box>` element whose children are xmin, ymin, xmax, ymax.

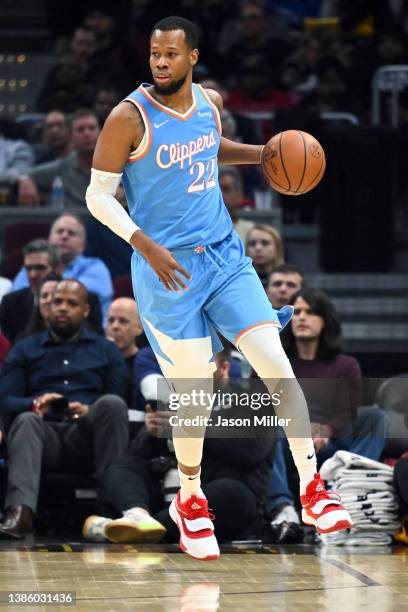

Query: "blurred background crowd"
<box><xmin>0</xmin><ymin>0</ymin><xmax>408</xmax><ymax>548</ymax></box>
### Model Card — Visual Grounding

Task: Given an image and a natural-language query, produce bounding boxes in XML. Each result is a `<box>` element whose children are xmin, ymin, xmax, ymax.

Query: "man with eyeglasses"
<box><xmin>0</xmin><ymin>240</ymin><xmax>60</xmax><ymax>343</ymax></box>
<box><xmin>266</xmin><ymin>264</ymin><xmax>304</xmax><ymax>309</ymax></box>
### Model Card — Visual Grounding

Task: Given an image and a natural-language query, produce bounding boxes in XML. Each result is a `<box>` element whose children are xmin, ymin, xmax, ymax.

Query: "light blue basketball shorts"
<box><xmin>131</xmin><ymin>230</ymin><xmax>293</xmax><ymax>373</ymax></box>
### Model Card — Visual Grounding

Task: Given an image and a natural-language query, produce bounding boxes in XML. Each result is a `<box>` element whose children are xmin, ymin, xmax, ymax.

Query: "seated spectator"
<box><xmin>12</xmin><ymin>213</ymin><xmax>113</xmax><ymax>322</ymax></box>
<box><xmin>17</xmin><ymin>109</ymin><xmax>100</xmax><ymax>208</ymax></box>
<box><xmin>0</xmin><ymin>334</ymin><xmax>10</xmax><ymax>368</ymax></box>
<box><xmin>219</xmin><ymin>166</ymin><xmax>255</xmax><ymax>242</ymax></box>
<box><xmin>34</xmin><ymin>110</ymin><xmax>72</xmax><ymax>164</ymax></box>
<box><xmin>245</xmin><ymin>225</ymin><xmax>285</xmax><ymax>286</ymax></box>
<box><xmin>218</xmin><ymin>0</ymin><xmax>292</xmax><ymax>83</ymax></box>
<box><xmin>0</xmin><ymin>280</ymin><xmax>128</xmax><ymax>539</ymax></box>
<box><xmin>83</xmin><ymin>345</ymin><xmax>274</xmax><ymax>544</ymax></box>
<box><xmin>0</xmin><ymin>239</ymin><xmax>60</xmax><ymax>343</ymax></box>
<box><xmin>105</xmin><ymin>298</ymin><xmax>146</xmax><ymax>409</ymax></box>
<box><xmin>266</xmin><ymin>288</ymin><xmax>388</xmax><ymax>542</ymax></box>
<box><xmin>266</xmin><ymin>263</ymin><xmax>304</xmax><ymax>309</ymax></box>
<box><xmin>37</xmin><ymin>27</ymin><xmax>97</xmax><ymax>113</ymax></box>
<box><xmin>296</xmin><ymin>57</ymin><xmax>350</xmax><ymax>115</ymax></box>
<box><xmin>21</xmin><ymin>272</ymin><xmax>102</xmax><ymax>338</ymax></box>
<box><xmin>0</xmin><ymin>277</ymin><xmax>12</xmax><ymax>303</ymax></box>
<box><xmin>0</xmin><ymin>129</ymin><xmax>33</xmax><ymax>189</ymax></box>
<box><xmin>21</xmin><ymin>273</ymin><xmax>62</xmax><ymax>337</ymax></box>
<box><xmin>93</xmin><ymin>86</ymin><xmax>121</xmax><ymax>126</ymax></box>
<box><xmin>83</xmin><ymin>9</ymin><xmax>131</xmax><ymax>92</ymax></box>
<box><xmin>1</xmin><ymin>243</ymin><xmax>102</xmax><ymax>343</ymax></box>
<box><xmin>226</xmin><ymin>59</ymin><xmax>300</xmax><ymax>114</ymax></box>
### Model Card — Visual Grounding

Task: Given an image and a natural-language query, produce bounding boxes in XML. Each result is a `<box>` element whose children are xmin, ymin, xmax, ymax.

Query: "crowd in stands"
<box><xmin>0</xmin><ymin>218</ymin><xmax>405</xmax><ymax>545</ymax></box>
<box><xmin>0</xmin><ymin>0</ymin><xmax>407</xmax><ymax>547</ymax></box>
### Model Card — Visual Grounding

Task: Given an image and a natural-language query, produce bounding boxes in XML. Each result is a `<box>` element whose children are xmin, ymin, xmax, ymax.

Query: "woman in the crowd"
<box><xmin>245</xmin><ymin>225</ymin><xmax>285</xmax><ymax>287</ymax></box>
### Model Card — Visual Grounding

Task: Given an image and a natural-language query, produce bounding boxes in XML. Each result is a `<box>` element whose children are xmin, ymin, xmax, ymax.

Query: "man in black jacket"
<box><xmin>0</xmin><ymin>238</ymin><xmax>102</xmax><ymax>343</ymax></box>
<box><xmin>83</xmin><ymin>345</ymin><xmax>276</xmax><ymax>543</ymax></box>
<box><xmin>0</xmin><ymin>279</ymin><xmax>129</xmax><ymax>538</ymax></box>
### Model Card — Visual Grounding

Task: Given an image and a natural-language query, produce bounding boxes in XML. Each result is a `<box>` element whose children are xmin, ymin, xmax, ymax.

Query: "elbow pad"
<box><xmin>86</xmin><ymin>168</ymin><xmax>140</xmax><ymax>243</ymax></box>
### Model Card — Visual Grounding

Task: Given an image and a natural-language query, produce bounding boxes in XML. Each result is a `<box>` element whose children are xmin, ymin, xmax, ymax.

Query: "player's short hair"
<box><xmin>151</xmin><ymin>16</ymin><xmax>199</xmax><ymax>49</ymax></box>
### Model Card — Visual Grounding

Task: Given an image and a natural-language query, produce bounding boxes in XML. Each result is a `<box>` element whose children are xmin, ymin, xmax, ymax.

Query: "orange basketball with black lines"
<box><xmin>261</xmin><ymin>130</ymin><xmax>326</xmax><ymax>195</ymax></box>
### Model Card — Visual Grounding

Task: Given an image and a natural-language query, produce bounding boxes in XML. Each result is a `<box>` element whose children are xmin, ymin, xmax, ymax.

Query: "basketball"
<box><xmin>261</xmin><ymin>130</ymin><xmax>326</xmax><ymax>195</ymax></box>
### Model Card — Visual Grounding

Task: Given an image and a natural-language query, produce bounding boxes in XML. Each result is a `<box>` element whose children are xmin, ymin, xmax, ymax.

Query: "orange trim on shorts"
<box><xmin>197</xmin><ymin>85</ymin><xmax>222</xmax><ymax>136</ymax></box>
<box><xmin>139</xmin><ymin>86</ymin><xmax>197</xmax><ymax>121</ymax></box>
<box><xmin>235</xmin><ymin>321</ymin><xmax>280</xmax><ymax>347</ymax></box>
<box><xmin>125</xmin><ymin>98</ymin><xmax>152</xmax><ymax>162</ymax></box>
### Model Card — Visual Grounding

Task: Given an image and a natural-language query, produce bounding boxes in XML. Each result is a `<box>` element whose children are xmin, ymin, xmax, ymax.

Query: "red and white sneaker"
<box><xmin>169</xmin><ymin>491</ymin><xmax>220</xmax><ymax>560</ymax></box>
<box><xmin>301</xmin><ymin>473</ymin><xmax>353</xmax><ymax>534</ymax></box>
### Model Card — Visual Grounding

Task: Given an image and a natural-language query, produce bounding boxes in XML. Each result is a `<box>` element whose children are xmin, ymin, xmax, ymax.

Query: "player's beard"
<box><xmin>153</xmin><ymin>73</ymin><xmax>188</xmax><ymax>96</ymax></box>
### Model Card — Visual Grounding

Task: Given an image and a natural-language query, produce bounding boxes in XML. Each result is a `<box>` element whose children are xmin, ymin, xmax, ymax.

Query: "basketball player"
<box><xmin>86</xmin><ymin>16</ymin><xmax>352</xmax><ymax>560</ymax></box>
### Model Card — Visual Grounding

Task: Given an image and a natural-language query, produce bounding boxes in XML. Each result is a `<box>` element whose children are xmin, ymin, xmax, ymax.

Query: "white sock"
<box><xmin>288</xmin><ymin>440</ymin><xmax>317</xmax><ymax>495</ymax></box>
<box><xmin>178</xmin><ymin>467</ymin><xmax>204</xmax><ymax>502</ymax></box>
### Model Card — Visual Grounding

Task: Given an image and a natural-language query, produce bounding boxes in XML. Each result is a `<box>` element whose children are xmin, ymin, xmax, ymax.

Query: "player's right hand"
<box><xmin>131</xmin><ymin>231</ymin><xmax>192</xmax><ymax>292</ymax></box>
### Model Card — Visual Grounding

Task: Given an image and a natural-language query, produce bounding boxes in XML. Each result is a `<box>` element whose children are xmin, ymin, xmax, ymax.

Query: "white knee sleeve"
<box><xmin>239</xmin><ymin>326</ymin><xmax>313</xmax><ymax>444</ymax></box>
<box><xmin>238</xmin><ymin>326</ymin><xmax>294</xmax><ymax>380</ymax></box>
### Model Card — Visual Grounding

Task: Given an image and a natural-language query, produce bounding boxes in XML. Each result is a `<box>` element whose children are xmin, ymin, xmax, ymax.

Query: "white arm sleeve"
<box><xmin>86</xmin><ymin>168</ymin><xmax>140</xmax><ymax>243</ymax></box>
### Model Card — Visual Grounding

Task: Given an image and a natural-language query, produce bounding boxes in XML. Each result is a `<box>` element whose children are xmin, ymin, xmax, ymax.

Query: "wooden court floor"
<box><xmin>0</xmin><ymin>541</ymin><xmax>406</xmax><ymax>611</ymax></box>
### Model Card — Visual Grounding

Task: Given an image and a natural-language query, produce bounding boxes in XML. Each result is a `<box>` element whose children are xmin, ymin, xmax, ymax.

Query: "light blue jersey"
<box><xmin>122</xmin><ymin>83</ymin><xmax>232</xmax><ymax>249</ymax></box>
<box><xmin>123</xmin><ymin>83</ymin><xmax>293</xmax><ymax>373</ymax></box>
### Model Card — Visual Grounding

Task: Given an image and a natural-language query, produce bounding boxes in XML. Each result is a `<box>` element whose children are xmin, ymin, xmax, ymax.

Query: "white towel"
<box><xmin>320</xmin><ymin>450</ymin><xmax>393</xmax><ymax>480</ymax></box>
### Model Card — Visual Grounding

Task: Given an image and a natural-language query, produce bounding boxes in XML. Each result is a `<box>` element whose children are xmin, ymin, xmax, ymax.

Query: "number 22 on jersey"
<box><xmin>188</xmin><ymin>157</ymin><xmax>216</xmax><ymax>193</ymax></box>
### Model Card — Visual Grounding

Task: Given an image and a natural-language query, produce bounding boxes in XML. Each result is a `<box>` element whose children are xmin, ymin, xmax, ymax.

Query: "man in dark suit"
<box><xmin>0</xmin><ymin>279</ymin><xmax>129</xmax><ymax>538</ymax></box>
<box><xmin>0</xmin><ymin>238</ymin><xmax>102</xmax><ymax>342</ymax></box>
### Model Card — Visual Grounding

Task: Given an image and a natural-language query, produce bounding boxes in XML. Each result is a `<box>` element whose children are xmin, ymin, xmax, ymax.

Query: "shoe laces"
<box><xmin>308</xmin><ymin>486</ymin><xmax>341</xmax><ymax>509</ymax></box>
<box><xmin>184</xmin><ymin>496</ymin><xmax>215</xmax><ymax>521</ymax></box>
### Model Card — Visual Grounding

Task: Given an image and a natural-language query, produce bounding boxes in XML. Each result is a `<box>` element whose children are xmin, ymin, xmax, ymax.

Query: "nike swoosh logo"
<box><xmin>154</xmin><ymin>119</ymin><xmax>170</xmax><ymax>128</ymax></box>
<box><xmin>188</xmin><ymin>475</ymin><xmax>199</xmax><ymax>480</ymax></box>
<box><xmin>307</xmin><ymin>453</ymin><xmax>315</xmax><ymax>460</ymax></box>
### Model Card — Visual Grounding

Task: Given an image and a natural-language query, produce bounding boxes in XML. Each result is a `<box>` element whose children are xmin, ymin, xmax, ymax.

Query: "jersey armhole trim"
<box><xmin>124</xmin><ymin>97</ymin><xmax>152</xmax><ymax>162</ymax></box>
<box><xmin>197</xmin><ymin>85</ymin><xmax>222</xmax><ymax>136</ymax></box>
